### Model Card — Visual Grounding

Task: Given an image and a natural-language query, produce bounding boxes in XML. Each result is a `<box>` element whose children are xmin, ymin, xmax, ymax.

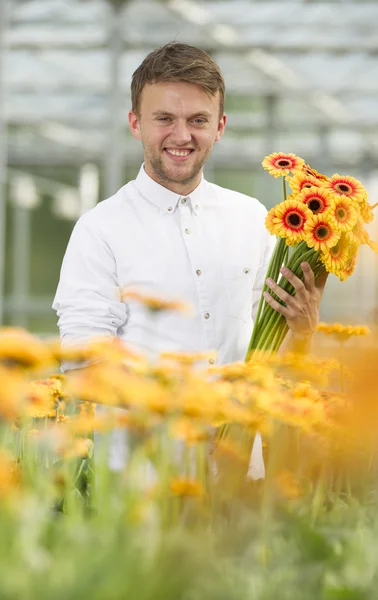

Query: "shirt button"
<box><xmin>185</xmin><ymin>228</ymin><xmax>190</xmax><ymax>234</ymax></box>
<box><xmin>208</xmin><ymin>358</ymin><xmax>214</xmax><ymax>365</ymax></box>
<box><xmin>168</xmin><ymin>206</ymin><xmax>173</xmax><ymax>212</ymax></box>
<box><xmin>204</xmin><ymin>312</ymin><xmax>210</xmax><ymax>319</ymax></box>
<box><xmin>181</xmin><ymin>198</ymin><xmax>187</xmax><ymax>204</ymax></box>
<box><xmin>243</xmin><ymin>267</ymin><xmax>250</xmax><ymax>274</ymax></box>
<box><xmin>196</xmin><ymin>269</ymin><xmax>201</xmax><ymax>276</ymax></box>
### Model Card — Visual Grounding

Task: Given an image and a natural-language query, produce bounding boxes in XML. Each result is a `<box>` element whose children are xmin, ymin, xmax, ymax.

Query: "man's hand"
<box><xmin>263</xmin><ymin>262</ymin><xmax>328</xmax><ymax>338</ymax></box>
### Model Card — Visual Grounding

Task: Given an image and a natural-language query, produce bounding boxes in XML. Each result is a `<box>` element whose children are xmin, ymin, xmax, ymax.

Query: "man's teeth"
<box><xmin>166</xmin><ymin>149</ymin><xmax>192</xmax><ymax>157</ymax></box>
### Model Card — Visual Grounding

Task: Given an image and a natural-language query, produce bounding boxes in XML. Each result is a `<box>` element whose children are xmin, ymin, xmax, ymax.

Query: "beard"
<box><xmin>142</xmin><ymin>142</ymin><xmax>213</xmax><ymax>187</ymax></box>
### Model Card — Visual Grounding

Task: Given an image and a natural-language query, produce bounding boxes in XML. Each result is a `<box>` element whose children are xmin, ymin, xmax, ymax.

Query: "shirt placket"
<box><xmin>179</xmin><ymin>197</ymin><xmax>217</xmax><ymax>363</ymax></box>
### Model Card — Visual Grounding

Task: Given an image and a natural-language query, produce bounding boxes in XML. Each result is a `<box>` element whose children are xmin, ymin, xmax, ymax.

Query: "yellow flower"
<box><xmin>275</xmin><ymin>469</ymin><xmax>304</xmax><ymax>499</ymax></box>
<box><xmin>337</xmin><ymin>249</ymin><xmax>358</xmax><ymax>282</ymax></box>
<box><xmin>296</xmin><ymin>186</ymin><xmax>332</xmax><ymax>215</ymax></box>
<box><xmin>262</xmin><ymin>152</ymin><xmax>305</xmax><ymax>178</ymax></box>
<box><xmin>59</xmin><ymin>438</ymin><xmax>94</xmax><ymax>460</ymax></box>
<box><xmin>302</xmin><ymin>164</ymin><xmax>329</xmax><ymax>182</ymax></box>
<box><xmin>359</xmin><ymin>200</ymin><xmax>375</xmax><ymax>224</ymax></box>
<box><xmin>169</xmin><ymin>418</ymin><xmax>210</xmax><ymax>444</ymax></box>
<box><xmin>121</xmin><ymin>289</ymin><xmax>192</xmax><ymax>314</ymax></box>
<box><xmin>324</xmin><ymin>174</ymin><xmax>367</xmax><ymax>203</ymax></box>
<box><xmin>326</xmin><ymin>197</ymin><xmax>358</xmax><ymax>233</ymax></box>
<box><xmin>317</xmin><ymin>322</ymin><xmax>370</xmax><ymax>337</ymax></box>
<box><xmin>320</xmin><ymin>234</ymin><xmax>350</xmax><ymax>274</ymax></box>
<box><xmin>25</xmin><ymin>381</ymin><xmax>57</xmax><ymax>418</ymax></box>
<box><xmin>304</xmin><ymin>214</ymin><xmax>340</xmax><ymax>252</ymax></box>
<box><xmin>0</xmin><ymin>450</ymin><xmax>20</xmax><ymax>500</ymax></box>
<box><xmin>170</xmin><ymin>477</ymin><xmax>204</xmax><ymax>498</ymax></box>
<box><xmin>345</xmin><ymin>216</ymin><xmax>369</xmax><ymax>246</ymax></box>
<box><xmin>160</xmin><ymin>350</ymin><xmax>217</xmax><ymax>367</ymax></box>
<box><xmin>0</xmin><ymin>328</ymin><xmax>53</xmax><ymax>370</ymax></box>
<box><xmin>266</xmin><ymin>199</ymin><xmax>312</xmax><ymax>245</ymax></box>
<box><xmin>286</xmin><ymin>172</ymin><xmax>320</xmax><ymax>195</ymax></box>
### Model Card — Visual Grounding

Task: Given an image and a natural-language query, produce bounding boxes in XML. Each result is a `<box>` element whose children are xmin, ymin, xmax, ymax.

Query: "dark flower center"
<box><xmin>308</xmin><ymin>198</ymin><xmax>322</xmax><ymax>213</ymax></box>
<box><xmin>277</xmin><ymin>159</ymin><xmax>291</xmax><ymax>168</ymax></box>
<box><xmin>316</xmin><ymin>226</ymin><xmax>329</xmax><ymax>239</ymax></box>
<box><xmin>287</xmin><ymin>212</ymin><xmax>302</xmax><ymax>228</ymax></box>
<box><xmin>336</xmin><ymin>183</ymin><xmax>352</xmax><ymax>194</ymax></box>
<box><xmin>336</xmin><ymin>207</ymin><xmax>347</xmax><ymax>220</ymax></box>
<box><xmin>330</xmin><ymin>243</ymin><xmax>340</xmax><ymax>257</ymax></box>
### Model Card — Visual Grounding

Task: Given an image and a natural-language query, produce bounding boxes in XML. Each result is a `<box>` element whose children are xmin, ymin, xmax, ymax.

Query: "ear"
<box><xmin>128</xmin><ymin>110</ymin><xmax>142</xmax><ymax>141</ymax></box>
<box><xmin>215</xmin><ymin>113</ymin><xmax>227</xmax><ymax>143</ymax></box>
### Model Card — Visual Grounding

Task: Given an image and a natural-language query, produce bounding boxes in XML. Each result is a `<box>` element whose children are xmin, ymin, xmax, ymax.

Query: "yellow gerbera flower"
<box><xmin>320</xmin><ymin>233</ymin><xmax>350</xmax><ymax>274</ymax></box>
<box><xmin>266</xmin><ymin>199</ymin><xmax>312</xmax><ymax>245</ymax></box>
<box><xmin>286</xmin><ymin>172</ymin><xmax>320</xmax><ymax>195</ymax></box>
<box><xmin>317</xmin><ymin>322</ymin><xmax>369</xmax><ymax>338</ymax></box>
<box><xmin>345</xmin><ymin>216</ymin><xmax>369</xmax><ymax>246</ymax></box>
<box><xmin>337</xmin><ymin>249</ymin><xmax>358</xmax><ymax>282</ymax></box>
<box><xmin>326</xmin><ymin>197</ymin><xmax>358</xmax><ymax>233</ymax></box>
<box><xmin>296</xmin><ymin>186</ymin><xmax>332</xmax><ymax>215</ymax></box>
<box><xmin>324</xmin><ymin>174</ymin><xmax>367</xmax><ymax>203</ymax></box>
<box><xmin>359</xmin><ymin>200</ymin><xmax>374</xmax><ymax>224</ymax></box>
<box><xmin>121</xmin><ymin>289</ymin><xmax>192</xmax><ymax>315</ymax></box>
<box><xmin>170</xmin><ymin>477</ymin><xmax>204</xmax><ymax>498</ymax></box>
<box><xmin>304</xmin><ymin>214</ymin><xmax>340</xmax><ymax>252</ymax></box>
<box><xmin>262</xmin><ymin>152</ymin><xmax>305</xmax><ymax>178</ymax></box>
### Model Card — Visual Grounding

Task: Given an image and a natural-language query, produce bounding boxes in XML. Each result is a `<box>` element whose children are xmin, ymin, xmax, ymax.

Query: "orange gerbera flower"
<box><xmin>302</xmin><ymin>164</ymin><xmax>329</xmax><ymax>182</ymax></box>
<box><xmin>324</xmin><ymin>174</ymin><xmax>367</xmax><ymax>203</ymax></box>
<box><xmin>262</xmin><ymin>152</ymin><xmax>305</xmax><ymax>178</ymax></box>
<box><xmin>297</xmin><ymin>186</ymin><xmax>332</xmax><ymax>215</ymax></box>
<box><xmin>320</xmin><ymin>233</ymin><xmax>350</xmax><ymax>274</ymax></box>
<box><xmin>266</xmin><ymin>199</ymin><xmax>312</xmax><ymax>245</ymax></box>
<box><xmin>286</xmin><ymin>172</ymin><xmax>320</xmax><ymax>195</ymax></box>
<box><xmin>345</xmin><ymin>216</ymin><xmax>369</xmax><ymax>246</ymax></box>
<box><xmin>326</xmin><ymin>197</ymin><xmax>358</xmax><ymax>233</ymax></box>
<box><xmin>304</xmin><ymin>214</ymin><xmax>340</xmax><ymax>252</ymax></box>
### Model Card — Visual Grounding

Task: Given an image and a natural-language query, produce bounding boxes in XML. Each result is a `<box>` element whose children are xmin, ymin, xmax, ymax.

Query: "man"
<box><xmin>53</xmin><ymin>42</ymin><xmax>325</xmax><ymax>474</ymax></box>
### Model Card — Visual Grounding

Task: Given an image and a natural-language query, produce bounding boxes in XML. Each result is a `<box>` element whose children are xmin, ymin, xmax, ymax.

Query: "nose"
<box><xmin>171</xmin><ymin>119</ymin><xmax>192</xmax><ymax>145</ymax></box>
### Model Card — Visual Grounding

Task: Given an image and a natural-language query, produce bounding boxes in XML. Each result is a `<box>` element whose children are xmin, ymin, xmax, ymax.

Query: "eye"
<box><xmin>193</xmin><ymin>118</ymin><xmax>206</xmax><ymax>124</ymax></box>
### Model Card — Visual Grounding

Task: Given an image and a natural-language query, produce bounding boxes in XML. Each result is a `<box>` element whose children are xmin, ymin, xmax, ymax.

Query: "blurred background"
<box><xmin>1</xmin><ymin>0</ymin><xmax>378</xmax><ymax>336</ymax></box>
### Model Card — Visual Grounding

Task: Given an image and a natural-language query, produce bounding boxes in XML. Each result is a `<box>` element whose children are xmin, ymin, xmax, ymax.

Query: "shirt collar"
<box><xmin>133</xmin><ymin>164</ymin><xmax>205</xmax><ymax>216</ymax></box>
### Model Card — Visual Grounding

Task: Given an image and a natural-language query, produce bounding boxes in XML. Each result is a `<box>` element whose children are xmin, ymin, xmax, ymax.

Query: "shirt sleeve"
<box><xmin>251</xmin><ymin>227</ymin><xmax>276</xmax><ymax>324</ymax></box>
<box><xmin>52</xmin><ymin>215</ymin><xmax>127</xmax><ymax>364</ymax></box>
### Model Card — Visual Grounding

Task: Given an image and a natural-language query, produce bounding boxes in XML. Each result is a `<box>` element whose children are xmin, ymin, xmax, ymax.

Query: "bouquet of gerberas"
<box><xmin>246</xmin><ymin>152</ymin><xmax>378</xmax><ymax>358</ymax></box>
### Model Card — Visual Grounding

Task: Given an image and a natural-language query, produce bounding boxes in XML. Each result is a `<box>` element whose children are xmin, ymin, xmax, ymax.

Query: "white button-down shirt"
<box><xmin>53</xmin><ymin>165</ymin><xmax>275</xmax><ymax>366</ymax></box>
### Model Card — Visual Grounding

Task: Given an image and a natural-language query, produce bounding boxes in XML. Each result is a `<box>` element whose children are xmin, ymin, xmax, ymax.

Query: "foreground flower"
<box><xmin>304</xmin><ymin>214</ymin><xmax>340</xmax><ymax>252</ymax></box>
<box><xmin>266</xmin><ymin>198</ymin><xmax>312</xmax><ymax>244</ymax></box>
<box><xmin>317</xmin><ymin>322</ymin><xmax>370</xmax><ymax>337</ymax></box>
<box><xmin>170</xmin><ymin>477</ymin><xmax>204</xmax><ymax>498</ymax></box>
<box><xmin>324</xmin><ymin>174</ymin><xmax>367</xmax><ymax>203</ymax></box>
<box><xmin>121</xmin><ymin>289</ymin><xmax>192</xmax><ymax>315</ymax></box>
<box><xmin>302</xmin><ymin>164</ymin><xmax>329</xmax><ymax>182</ymax></box>
<box><xmin>275</xmin><ymin>469</ymin><xmax>304</xmax><ymax>499</ymax></box>
<box><xmin>262</xmin><ymin>153</ymin><xmax>305</xmax><ymax>178</ymax></box>
<box><xmin>0</xmin><ymin>328</ymin><xmax>53</xmax><ymax>370</ymax></box>
<box><xmin>345</xmin><ymin>216</ymin><xmax>369</xmax><ymax>246</ymax></box>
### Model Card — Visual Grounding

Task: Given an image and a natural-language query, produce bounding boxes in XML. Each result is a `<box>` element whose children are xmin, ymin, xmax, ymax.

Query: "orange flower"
<box><xmin>338</xmin><ymin>249</ymin><xmax>358</xmax><ymax>282</ymax></box>
<box><xmin>262</xmin><ymin>152</ymin><xmax>305</xmax><ymax>178</ymax></box>
<box><xmin>266</xmin><ymin>199</ymin><xmax>312</xmax><ymax>245</ymax></box>
<box><xmin>324</xmin><ymin>174</ymin><xmax>367</xmax><ymax>203</ymax></box>
<box><xmin>121</xmin><ymin>289</ymin><xmax>192</xmax><ymax>315</ymax></box>
<box><xmin>304</xmin><ymin>214</ymin><xmax>340</xmax><ymax>252</ymax></box>
<box><xmin>296</xmin><ymin>186</ymin><xmax>332</xmax><ymax>215</ymax></box>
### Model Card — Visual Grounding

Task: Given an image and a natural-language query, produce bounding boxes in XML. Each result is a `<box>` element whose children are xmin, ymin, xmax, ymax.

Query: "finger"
<box><xmin>266</xmin><ymin>277</ymin><xmax>297</xmax><ymax>307</ymax></box>
<box><xmin>301</xmin><ymin>262</ymin><xmax>315</xmax><ymax>293</ymax></box>
<box><xmin>263</xmin><ymin>291</ymin><xmax>292</xmax><ymax>318</ymax></box>
<box><xmin>280</xmin><ymin>266</ymin><xmax>306</xmax><ymax>296</ymax></box>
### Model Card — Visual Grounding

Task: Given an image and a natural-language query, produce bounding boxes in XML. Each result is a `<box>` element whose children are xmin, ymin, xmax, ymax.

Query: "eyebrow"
<box><xmin>152</xmin><ymin>111</ymin><xmax>212</xmax><ymax>119</ymax></box>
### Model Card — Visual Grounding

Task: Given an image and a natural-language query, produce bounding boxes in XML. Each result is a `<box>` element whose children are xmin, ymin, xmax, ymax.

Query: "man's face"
<box><xmin>129</xmin><ymin>81</ymin><xmax>226</xmax><ymax>193</ymax></box>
